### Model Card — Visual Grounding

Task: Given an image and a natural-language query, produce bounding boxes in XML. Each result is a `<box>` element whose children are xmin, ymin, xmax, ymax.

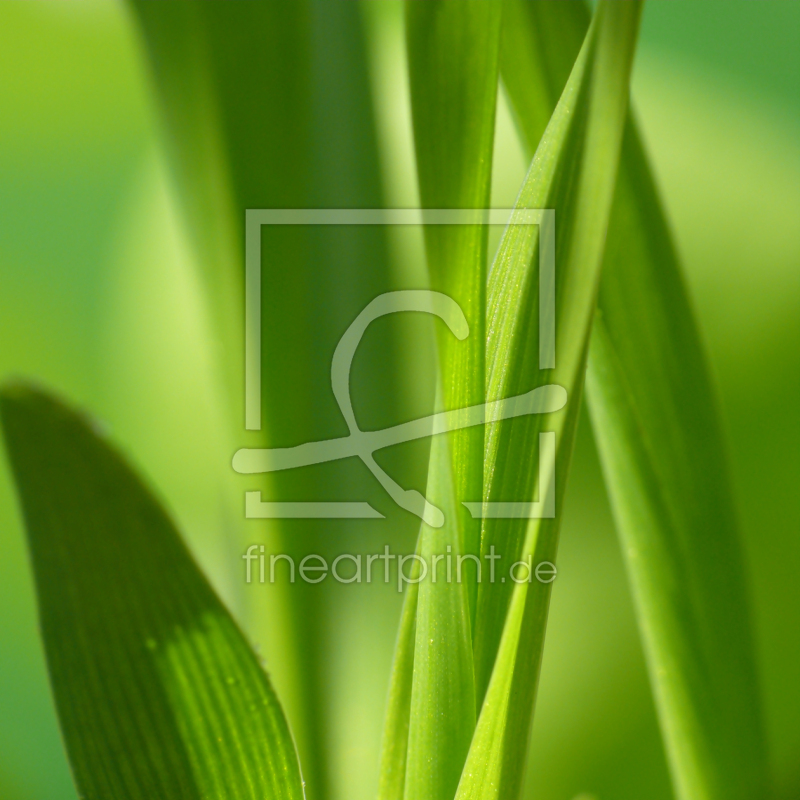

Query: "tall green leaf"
<box><xmin>377</xmin><ymin>580</ymin><xmax>419</xmax><ymax>800</ymax></box>
<box><xmin>592</xmin><ymin>60</ymin><xmax>769</xmax><ymax>800</ymax></box>
<box><xmin>128</xmin><ymin>5</ymin><xmax>402</xmax><ymax>798</ymax></box>
<box><xmin>405</xmin><ymin>0</ymin><xmax>501</xmax><ymax>597</ymax></box>
<box><xmin>586</xmin><ymin>310</ymin><xmax>766</xmax><ymax>800</ymax></box>
<box><xmin>379</xmin><ymin>5</ymin><xmax>502</xmax><ymax>800</ymax></box>
<box><xmin>500</xmin><ymin>2</ymin><xmax>768</xmax><ymax>798</ymax></box>
<box><xmin>404</xmin><ymin>436</ymin><xmax>476</xmax><ymax>800</ymax></box>
<box><xmin>462</xmin><ymin>3</ymin><xmax>643</xmax><ymax>797</ymax></box>
<box><xmin>0</xmin><ymin>383</ymin><xmax>304</xmax><ymax>800</ymax></box>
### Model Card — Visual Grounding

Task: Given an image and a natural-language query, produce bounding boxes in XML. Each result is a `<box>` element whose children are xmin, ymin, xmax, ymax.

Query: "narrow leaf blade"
<box><xmin>377</xmin><ymin>581</ymin><xmax>418</xmax><ymax>800</ymax></box>
<box><xmin>404</xmin><ymin>434</ymin><xmax>476</xmax><ymax>800</ymax></box>
<box><xmin>405</xmin><ymin>0</ymin><xmax>502</xmax><ymax>608</ymax></box>
<box><xmin>462</xmin><ymin>3</ymin><xmax>643</xmax><ymax>797</ymax></box>
<box><xmin>383</xmin><ymin>4</ymin><xmax>503</xmax><ymax>799</ymax></box>
<box><xmin>585</xmin><ymin>124</ymin><xmax>769</xmax><ymax>800</ymax></box>
<box><xmin>500</xmin><ymin>2</ymin><xmax>769</xmax><ymax>797</ymax></box>
<box><xmin>0</xmin><ymin>383</ymin><xmax>304</xmax><ymax>800</ymax></box>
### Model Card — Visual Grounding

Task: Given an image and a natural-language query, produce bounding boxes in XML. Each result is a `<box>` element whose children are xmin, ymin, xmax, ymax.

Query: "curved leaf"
<box><xmin>0</xmin><ymin>383</ymin><xmax>304</xmax><ymax>800</ymax></box>
<box><xmin>586</xmin><ymin>98</ymin><xmax>769</xmax><ymax>800</ymax></box>
<box><xmin>500</xmin><ymin>2</ymin><xmax>769</xmax><ymax>797</ymax></box>
<box><xmin>462</xmin><ymin>3</ymin><xmax>643</xmax><ymax>797</ymax></box>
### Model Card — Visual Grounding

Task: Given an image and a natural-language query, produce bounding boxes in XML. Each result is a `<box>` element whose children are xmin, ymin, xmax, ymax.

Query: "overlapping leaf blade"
<box><xmin>500</xmin><ymin>2</ymin><xmax>768</xmax><ymax>798</ymax></box>
<box><xmin>403</xmin><ymin>436</ymin><xmax>476</xmax><ymax>800</ymax></box>
<box><xmin>461</xmin><ymin>3</ymin><xmax>643</xmax><ymax>797</ymax></box>
<box><xmin>377</xmin><ymin>4</ymin><xmax>502</xmax><ymax>800</ymax></box>
<box><xmin>405</xmin><ymin>0</ymin><xmax>502</xmax><ymax>590</ymax></box>
<box><xmin>377</xmin><ymin>580</ymin><xmax>419</xmax><ymax>800</ymax></box>
<box><xmin>0</xmin><ymin>383</ymin><xmax>304</xmax><ymax>800</ymax></box>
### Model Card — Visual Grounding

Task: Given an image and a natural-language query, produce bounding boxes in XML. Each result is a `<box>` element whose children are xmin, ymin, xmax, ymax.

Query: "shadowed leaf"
<box><xmin>128</xmin><ymin>5</ymin><xmax>403</xmax><ymax>797</ymax></box>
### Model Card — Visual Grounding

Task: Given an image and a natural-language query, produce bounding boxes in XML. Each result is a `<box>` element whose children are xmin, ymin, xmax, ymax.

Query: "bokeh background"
<box><xmin>0</xmin><ymin>2</ymin><xmax>797</xmax><ymax>799</ymax></box>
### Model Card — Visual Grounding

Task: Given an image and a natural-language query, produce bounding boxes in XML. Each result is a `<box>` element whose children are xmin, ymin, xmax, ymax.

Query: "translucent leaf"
<box><xmin>0</xmin><ymin>383</ymin><xmax>304</xmax><ymax>800</ymax></box>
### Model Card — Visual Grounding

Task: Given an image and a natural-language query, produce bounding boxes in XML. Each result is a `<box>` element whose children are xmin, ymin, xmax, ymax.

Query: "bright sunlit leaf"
<box><xmin>461</xmin><ymin>3</ymin><xmax>643</xmax><ymax>797</ymax></box>
<box><xmin>0</xmin><ymin>383</ymin><xmax>304</xmax><ymax>800</ymax></box>
<box><xmin>378</xmin><ymin>4</ymin><xmax>502</xmax><ymax>800</ymax></box>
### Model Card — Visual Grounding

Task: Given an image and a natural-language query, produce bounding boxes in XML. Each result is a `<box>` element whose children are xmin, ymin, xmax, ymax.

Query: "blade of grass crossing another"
<box><xmin>472</xmin><ymin>0</ymin><xmax>643</xmax><ymax>704</ymax></box>
<box><xmin>386</xmin><ymin>5</ymin><xmax>503</xmax><ymax>800</ymax></box>
<box><xmin>403</xmin><ymin>431</ymin><xmax>476</xmax><ymax>800</ymax></box>
<box><xmin>377</xmin><ymin>577</ymin><xmax>418</xmax><ymax>800</ymax></box>
<box><xmin>0</xmin><ymin>384</ymin><xmax>304</xmax><ymax>800</ymax></box>
<box><xmin>499</xmin><ymin>2</ymin><xmax>769</xmax><ymax>797</ymax></box>
<box><xmin>500</xmin><ymin>0</ymin><xmax>588</xmax><ymax>144</ymax></box>
<box><xmin>405</xmin><ymin>0</ymin><xmax>502</xmax><ymax>620</ymax></box>
<box><xmin>461</xmin><ymin>3</ymin><xmax>643</xmax><ymax>797</ymax></box>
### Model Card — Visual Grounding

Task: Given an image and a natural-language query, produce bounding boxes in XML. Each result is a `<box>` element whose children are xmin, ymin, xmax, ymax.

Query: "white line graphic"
<box><xmin>238</xmin><ymin>210</ymin><xmax>561</xmax><ymax>524</ymax></box>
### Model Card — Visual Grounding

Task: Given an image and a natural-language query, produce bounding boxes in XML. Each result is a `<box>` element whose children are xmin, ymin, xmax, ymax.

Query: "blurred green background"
<box><xmin>0</xmin><ymin>2</ymin><xmax>797</xmax><ymax>799</ymax></box>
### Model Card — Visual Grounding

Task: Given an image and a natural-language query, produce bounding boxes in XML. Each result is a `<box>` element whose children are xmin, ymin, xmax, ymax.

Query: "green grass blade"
<box><xmin>128</xmin><ymin>5</ymin><xmax>400</xmax><ymax>797</ymax></box>
<box><xmin>387</xmin><ymin>5</ymin><xmax>502</xmax><ymax>799</ymax></box>
<box><xmin>499</xmin><ymin>0</ymin><xmax>588</xmax><ymax>144</ymax></box>
<box><xmin>500</xmin><ymin>3</ymin><xmax>769</xmax><ymax>797</ymax></box>
<box><xmin>404</xmin><ymin>434</ymin><xmax>476</xmax><ymax>800</ymax></box>
<box><xmin>405</xmin><ymin>0</ymin><xmax>502</xmax><ymax>617</ymax></box>
<box><xmin>587</xmin><ymin>105</ymin><xmax>769</xmax><ymax>800</ymax></box>
<box><xmin>0</xmin><ymin>383</ymin><xmax>304</xmax><ymax>800</ymax></box>
<box><xmin>586</xmin><ymin>308</ymin><xmax>767</xmax><ymax>800</ymax></box>
<box><xmin>463</xmin><ymin>3</ymin><xmax>643</xmax><ymax>797</ymax></box>
<box><xmin>377</xmin><ymin>581</ymin><xmax>418</xmax><ymax>800</ymax></box>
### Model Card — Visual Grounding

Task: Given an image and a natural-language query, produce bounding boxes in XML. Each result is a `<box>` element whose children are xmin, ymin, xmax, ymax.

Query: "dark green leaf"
<box><xmin>128</xmin><ymin>5</ymin><xmax>404</xmax><ymax>797</ymax></box>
